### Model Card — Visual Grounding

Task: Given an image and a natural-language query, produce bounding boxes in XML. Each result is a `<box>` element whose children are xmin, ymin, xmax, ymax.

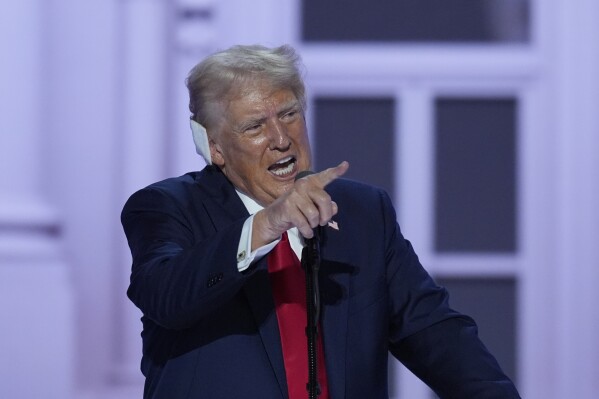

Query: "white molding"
<box><xmin>120</xmin><ymin>0</ymin><xmax>170</xmax><ymax>194</ymax></box>
<box><xmin>517</xmin><ymin>71</ymin><xmax>556</xmax><ymax>399</ymax></box>
<box><xmin>0</xmin><ymin>2</ymin><xmax>74</xmax><ymax>398</ymax></box>
<box><xmin>117</xmin><ymin>0</ymin><xmax>171</xmax><ymax>384</ymax></box>
<box><xmin>302</xmin><ymin>46</ymin><xmax>539</xmax><ymax>80</ymax></box>
<box><xmin>552</xmin><ymin>0</ymin><xmax>599</xmax><ymax>397</ymax></box>
<box><xmin>398</xmin><ymin>86</ymin><xmax>434</xmax><ymax>259</ymax></box>
<box><xmin>427</xmin><ymin>257</ymin><xmax>520</xmax><ymax>278</ymax></box>
<box><xmin>0</xmin><ymin>198</ymin><xmax>59</xmax><ymax>229</ymax></box>
<box><xmin>0</xmin><ymin>234</ymin><xmax>62</xmax><ymax>262</ymax></box>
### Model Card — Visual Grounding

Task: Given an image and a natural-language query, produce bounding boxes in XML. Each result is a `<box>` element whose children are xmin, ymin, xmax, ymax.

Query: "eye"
<box><xmin>244</xmin><ymin>123</ymin><xmax>262</xmax><ymax>133</ymax></box>
<box><xmin>281</xmin><ymin>109</ymin><xmax>299</xmax><ymax>121</ymax></box>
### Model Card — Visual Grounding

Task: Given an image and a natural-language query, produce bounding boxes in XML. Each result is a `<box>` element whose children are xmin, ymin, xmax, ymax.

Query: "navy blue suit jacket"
<box><xmin>122</xmin><ymin>166</ymin><xmax>520</xmax><ymax>399</ymax></box>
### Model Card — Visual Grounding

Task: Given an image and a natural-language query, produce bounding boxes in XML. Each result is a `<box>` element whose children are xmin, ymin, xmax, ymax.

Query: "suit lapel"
<box><xmin>194</xmin><ymin>167</ymin><xmax>289</xmax><ymax>399</ymax></box>
<box><xmin>243</xmin><ymin>257</ymin><xmax>289</xmax><ymax>399</ymax></box>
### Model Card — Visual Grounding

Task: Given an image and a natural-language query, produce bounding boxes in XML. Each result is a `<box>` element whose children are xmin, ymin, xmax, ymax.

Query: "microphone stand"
<box><xmin>302</xmin><ymin>227</ymin><xmax>321</xmax><ymax>399</ymax></box>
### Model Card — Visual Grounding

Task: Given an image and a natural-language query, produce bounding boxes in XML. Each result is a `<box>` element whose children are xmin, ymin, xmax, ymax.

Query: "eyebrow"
<box><xmin>276</xmin><ymin>99</ymin><xmax>301</xmax><ymax>116</ymax></box>
<box><xmin>236</xmin><ymin>99</ymin><xmax>302</xmax><ymax>132</ymax></box>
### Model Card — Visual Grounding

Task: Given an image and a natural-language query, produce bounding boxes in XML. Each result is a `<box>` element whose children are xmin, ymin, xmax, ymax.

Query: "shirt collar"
<box><xmin>235</xmin><ymin>190</ymin><xmax>264</xmax><ymax>215</ymax></box>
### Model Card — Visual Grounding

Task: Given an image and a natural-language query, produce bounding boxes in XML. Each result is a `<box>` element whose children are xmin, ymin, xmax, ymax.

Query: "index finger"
<box><xmin>313</xmin><ymin>161</ymin><xmax>350</xmax><ymax>188</ymax></box>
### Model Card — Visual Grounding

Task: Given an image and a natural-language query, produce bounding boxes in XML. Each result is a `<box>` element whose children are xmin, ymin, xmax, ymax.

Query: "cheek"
<box><xmin>226</xmin><ymin>137</ymin><xmax>265</xmax><ymax>161</ymax></box>
<box><xmin>241</xmin><ymin>136</ymin><xmax>270</xmax><ymax>158</ymax></box>
<box><xmin>228</xmin><ymin>141</ymin><xmax>270</xmax><ymax>174</ymax></box>
<box><xmin>294</xmin><ymin>132</ymin><xmax>311</xmax><ymax>160</ymax></box>
<box><xmin>246</xmin><ymin>131</ymin><xmax>269</xmax><ymax>144</ymax></box>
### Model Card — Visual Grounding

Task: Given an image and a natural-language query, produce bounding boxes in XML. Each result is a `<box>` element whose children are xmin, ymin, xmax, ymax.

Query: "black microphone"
<box><xmin>295</xmin><ymin>170</ymin><xmax>322</xmax><ymax>398</ymax></box>
<box><xmin>295</xmin><ymin>170</ymin><xmax>315</xmax><ymax>180</ymax></box>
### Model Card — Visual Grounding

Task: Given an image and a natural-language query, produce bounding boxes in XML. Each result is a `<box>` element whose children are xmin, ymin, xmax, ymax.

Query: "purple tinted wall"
<box><xmin>1</xmin><ymin>1</ymin><xmax>599</xmax><ymax>399</ymax></box>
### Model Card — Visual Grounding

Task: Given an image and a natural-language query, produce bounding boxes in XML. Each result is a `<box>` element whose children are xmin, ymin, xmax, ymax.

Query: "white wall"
<box><xmin>0</xmin><ymin>1</ymin><xmax>74</xmax><ymax>398</ymax></box>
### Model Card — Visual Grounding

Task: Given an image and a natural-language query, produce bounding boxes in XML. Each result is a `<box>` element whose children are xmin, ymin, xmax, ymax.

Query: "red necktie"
<box><xmin>267</xmin><ymin>232</ymin><xmax>329</xmax><ymax>399</ymax></box>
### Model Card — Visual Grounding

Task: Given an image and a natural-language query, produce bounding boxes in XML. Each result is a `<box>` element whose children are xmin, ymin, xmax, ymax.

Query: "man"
<box><xmin>122</xmin><ymin>44</ymin><xmax>521</xmax><ymax>399</ymax></box>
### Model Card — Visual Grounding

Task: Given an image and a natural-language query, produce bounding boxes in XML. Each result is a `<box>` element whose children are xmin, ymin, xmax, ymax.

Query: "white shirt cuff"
<box><xmin>236</xmin><ymin>214</ymin><xmax>279</xmax><ymax>272</ymax></box>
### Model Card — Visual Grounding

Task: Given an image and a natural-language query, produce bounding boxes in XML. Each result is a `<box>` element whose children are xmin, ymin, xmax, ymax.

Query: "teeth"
<box><xmin>275</xmin><ymin>156</ymin><xmax>293</xmax><ymax>165</ymax></box>
<box><xmin>271</xmin><ymin>159</ymin><xmax>295</xmax><ymax>176</ymax></box>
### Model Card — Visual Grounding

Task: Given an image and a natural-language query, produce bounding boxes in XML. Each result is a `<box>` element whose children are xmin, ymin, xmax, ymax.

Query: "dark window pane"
<box><xmin>435</xmin><ymin>98</ymin><xmax>517</xmax><ymax>253</ymax></box>
<box><xmin>434</xmin><ymin>277</ymin><xmax>518</xmax><ymax>387</ymax></box>
<box><xmin>302</xmin><ymin>0</ymin><xmax>529</xmax><ymax>43</ymax></box>
<box><xmin>313</xmin><ymin>98</ymin><xmax>395</xmax><ymax>198</ymax></box>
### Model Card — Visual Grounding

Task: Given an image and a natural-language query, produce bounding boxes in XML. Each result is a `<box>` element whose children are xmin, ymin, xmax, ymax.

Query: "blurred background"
<box><xmin>1</xmin><ymin>0</ymin><xmax>598</xmax><ymax>398</ymax></box>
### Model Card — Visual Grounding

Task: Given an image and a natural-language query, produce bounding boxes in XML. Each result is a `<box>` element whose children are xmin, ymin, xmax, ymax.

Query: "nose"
<box><xmin>267</xmin><ymin>120</ymin><xmax>291</xmax><ymax>151</ymax></box>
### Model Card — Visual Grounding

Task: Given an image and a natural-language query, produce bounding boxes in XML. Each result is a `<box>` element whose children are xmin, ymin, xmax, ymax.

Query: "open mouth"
<box><xmin>268</xmin><ymin>156</ymin><xmax>297</xmax><ymax>177</ymax></box>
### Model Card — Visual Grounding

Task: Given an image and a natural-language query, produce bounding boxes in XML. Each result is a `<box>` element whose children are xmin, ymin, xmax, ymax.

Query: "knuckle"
<box><xmin>305</xmin><ymin>207</ymin><xmax>319</xmax><ymax>220</ymax></box>
<box><xmin>319</xmin><ymin>192</ymin><xmax>332</xmax><ymax>204</ymax></box>
<box><xmin>302</xmin><ymin>211</ymin><xmax>319</xmax><ymax>228</ymax></box>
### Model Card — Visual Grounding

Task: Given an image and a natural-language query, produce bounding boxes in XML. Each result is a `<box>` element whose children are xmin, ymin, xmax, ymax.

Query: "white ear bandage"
<box><xmin>190</xmin><ymin>119</ymin><xmax>212</xmax><ymax>165</ymax></box>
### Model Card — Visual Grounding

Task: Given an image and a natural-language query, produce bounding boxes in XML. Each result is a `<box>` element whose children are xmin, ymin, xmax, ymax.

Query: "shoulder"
<box><xmin>142</xmin><ymin>171</ymin><xmax>202</xmax><ymax>198</ymax></box>
<box><xmin>124</xmin><ymin>166</ymin><xmax>225</xmax><ymax>205</ymax></box>
<box><xmin>123</xmin><ymin>172</ymin><xmax>198</xmax><ymax>209</ymax></box>
<box><xmin>121</xmin><ymin>167</ymin><xmax>222</xmax><ymax>217</ymax></box>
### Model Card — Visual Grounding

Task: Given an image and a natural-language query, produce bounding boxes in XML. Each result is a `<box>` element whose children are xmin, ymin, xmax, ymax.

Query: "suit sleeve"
<box><xmin>379</xmin><ymin>191</ymin><xmax>521</xmax><ymax>398</ymax></box>
<box><xmin>121</xmin><ymin>186</ymin><xmax>258</xmax><ymax>331</ymax></box>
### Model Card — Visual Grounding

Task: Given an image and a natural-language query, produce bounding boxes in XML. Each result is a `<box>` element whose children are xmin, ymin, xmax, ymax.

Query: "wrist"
<box><xmin>251</xmin><ymin>210</ymin><xmax>279</xmax><ymax>251</ymax></box>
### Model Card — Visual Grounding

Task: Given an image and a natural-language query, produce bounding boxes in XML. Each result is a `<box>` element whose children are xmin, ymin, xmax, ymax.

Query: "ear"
<box><xmin>210</xmin><ymin>139</ymin><xmax>225</xmax><ymax>167</ymax></box>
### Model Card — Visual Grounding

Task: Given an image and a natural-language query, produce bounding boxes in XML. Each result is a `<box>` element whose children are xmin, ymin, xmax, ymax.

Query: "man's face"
<box><xmin>209</xmin><ymin>80</ymin><xmax>312</xmax><ymax>206</ymax></box>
